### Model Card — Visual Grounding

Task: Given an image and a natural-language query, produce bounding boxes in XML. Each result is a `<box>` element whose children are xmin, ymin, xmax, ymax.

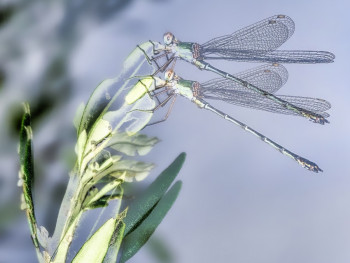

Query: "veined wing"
<box><xmin>201</xmin><ymin>15</ymin><xmax>295</xmax><ymax>54</ymax></box>
<box><xmin>202</xmin><ymin>64</ymin><xmax>288</xmax><ymax>94</ymax></box>
<box><xmin>200</xmin><ymin>64</ymin><xmax>331</xmax><ymax>117</ymax></box>
<box><xmin>203</xmin><ymin>49</ymin><xmax>335</xmax><ymax>63</ymax></box>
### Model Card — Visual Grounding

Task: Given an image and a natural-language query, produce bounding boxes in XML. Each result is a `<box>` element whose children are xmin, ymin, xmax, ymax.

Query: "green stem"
<box><xmin>51</xmin><ymin>211</ymin><xmax>83</xmax><ymax>263</ymax></box>
<box><xmin>49</xmin><ymin>174</ymin><xmax>86</xmax><ymax>262</ymax></box>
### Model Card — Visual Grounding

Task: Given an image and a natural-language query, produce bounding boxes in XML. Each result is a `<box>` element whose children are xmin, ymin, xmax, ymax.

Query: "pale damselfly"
<box><xmin>138</xmin><ymin>15</ymin><xmax>334</xmax><ymax>124</ymax></box>
<box><xmin>128</xmin><ymin>64</ymin><xmax>330</xmax><ymax>172</ymax></box>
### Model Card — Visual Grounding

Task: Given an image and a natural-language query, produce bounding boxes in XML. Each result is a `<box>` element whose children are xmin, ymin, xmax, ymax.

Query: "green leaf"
<box><xmin>78</xmin><ymin>78</ymin><xmax>118</xmax><ymax>136</ymax></box>
<box><xmin>87</xmin><ymin>119</ymin><xmax>112</xmax><ymax>147</ymax></box>
<box><xmin>78</xmin><ymin>42</ymin><xmax>158</xmax><ymax>136</ymax></box>
<box><xmin>120</xmin><ymin>181</ymin><xmax>182</xmax><ymax>263</ymax></box>
<box><xmin>85</xmin><ymin>156</ymin><xmax>153</xmax><ymax>185</ymax></box>
<box><xmin>109</xmin><ymin>159</ymin><xmax>155</xmax><ymax>182</ymax></box>
<box><xmin>83</xmin><ymin>179</ymin><xmax>122</xmax><ymax>209</ymax></box>
<box><xmin>72</xmin><ymin>218</ymin><xmax>114</xmax><ymax>263</ymax></box>
<box><xmin>78</xmin><ymin>119</ymin><xmax>113</xmax><ymax>175</ymax></box>
<box><xmin>84</xmin><ymin>194</ymin><xmax>123</xmax><ymax>210</ymax></box>
<box><xmin>123</xmin><ymin>153</ymin><xmax>186</xmax><ymax>237</ymax></box>
<box><xmin>72</xmin><ymin>209</ymin><xmax>127</xmax><ymax>263</ymax></box>
<box><xmin>73</xmin><ymin>102</ymin><xmax>85</xmax><ymax>133</ymax></box>
<box><xmin>107</xmin><ymin>132</ymin><xmax>159</xmax><ymax>156</ymax></box>
<box><xmin>18</xmin><ymin>103</ymin><xmax>39</xmax><ymax>248</ymax></box>
<box><xmin>75</xmin><ymin>130</ymin><xmax>87</xmax><ymax>167</ymax></box>
<box><xmin>103</xmin><ymin>216</ymin><xmax>126</xmax><ymax>263</ymax></box>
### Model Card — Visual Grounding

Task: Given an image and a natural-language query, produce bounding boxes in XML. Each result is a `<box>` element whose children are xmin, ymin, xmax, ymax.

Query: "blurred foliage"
<box><xmin>0</xmin><ymin>0</ymin><xmax>135</xmax><ymax>259</ymax></box>
<box><xmin>0</xmin><ymin>5</ymin><xmax>15</xmax><ymax>26</ymax></box>
<box><xmin>3</xmin><ymin>0</ymin><xmax>136</xmax><ymax>135</ymax></box>
<box><xmin>2</xmin><ymin>1</ymin><xmax>182</xmax><ymax>262</ymax></box>
<box><xmin>0</xmin><ymin>69</ymin><xmax>4</xmax><ymax>91</ymax></box>
<box><xmin>147</xmin><ymin>235</ymin><xmax>174</xmax><ymax>263</ymax></box>
<box><xmin>0</xmin><ymin>201</ymin><xmax>20</xmax><ymax>234</ymax></box>
<box><xmin>0</xmin><ymin>0</ymin><xmax>137</xmax><ymax>206</ymax></box>
<box><xmin>17</xmin><ymin>103</ymin><xmax>184</xmax><ymax>262</ymax></box>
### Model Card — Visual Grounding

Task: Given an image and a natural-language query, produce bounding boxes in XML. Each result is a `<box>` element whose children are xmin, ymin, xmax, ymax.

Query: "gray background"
<box><xmin>0</xmin><ymin>0</ymin><xmax>349</xmax><ymax>262</ymax></box>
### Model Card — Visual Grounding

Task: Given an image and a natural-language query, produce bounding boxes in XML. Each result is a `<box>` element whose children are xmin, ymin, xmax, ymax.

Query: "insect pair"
<box><xmin>127</xmin><ymin>14</ymin><xmax>334</xmax><ymax>172</ymax></box>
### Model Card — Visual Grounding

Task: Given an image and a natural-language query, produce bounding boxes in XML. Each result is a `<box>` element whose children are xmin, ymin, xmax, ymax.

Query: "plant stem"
<box><xmin>48</xmin><ymin>172</ymin><xmax>87</xmax><ymax>262</ymax></box>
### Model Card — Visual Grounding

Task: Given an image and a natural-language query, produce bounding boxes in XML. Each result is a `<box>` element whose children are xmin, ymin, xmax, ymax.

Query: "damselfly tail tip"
<box><xmin>309</xmin><ymin>116</ymin><xmax>329</xmax><ymax>125</ymax></box>
<box><xmin>323</xmin><ymin>51</ymin><xmax>335</xmax><ymax>63</ymax></box>
<box><xmin>309</xmin><ymin>164</ymin><xmax>323</xmax><ymax>173</ymax></box>
<box><xmin>297</xmin><ymin>157</ymin><xmax>323</xmax><ymax>173</ymax></box>
<box><xmin>318</xmin><ymin>118</ymin><xmax>330</xmax><ymax>125</ymax></box>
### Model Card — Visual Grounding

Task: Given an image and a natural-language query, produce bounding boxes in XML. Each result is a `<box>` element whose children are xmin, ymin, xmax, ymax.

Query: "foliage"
<box><xmin>18</xmin><ymin>43</ymin><xmax>185</xmax><ymax>262</ymax></box>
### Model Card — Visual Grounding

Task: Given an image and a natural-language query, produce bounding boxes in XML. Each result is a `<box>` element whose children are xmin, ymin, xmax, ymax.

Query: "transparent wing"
<box><xmin>200</xmin><ymin>64</ymin><xmax>331</xmax><ymax>117</ymax></box>
<box><xmin>204</xmin><ymin>93</ymin><xmax>331</xmax><ymax>117</ymax></box>
<box><xmin>200</xmin><ymin>15</ymin><xmax>334</xmax><ymax>63</ymax></box>
<box><xmin>203</xmin><ymin>49</ymin><xmax>335</xmax><ymax>63</ymax></box>
<box><xmin>202</xmin><ymin>64</ymin><xmax>288</xmax><ymax>94</ymax></box>
<box><xmin>201</xmin><ymin>15</ymin><xmax>295</xmax><ymax>53</ymax></box>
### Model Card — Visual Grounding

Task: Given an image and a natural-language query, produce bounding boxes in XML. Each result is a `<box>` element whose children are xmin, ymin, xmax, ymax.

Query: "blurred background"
<box><xmin>0</xmin><ymin>0</ymin><xmax>349</xmax><ymax>262</ymax></box>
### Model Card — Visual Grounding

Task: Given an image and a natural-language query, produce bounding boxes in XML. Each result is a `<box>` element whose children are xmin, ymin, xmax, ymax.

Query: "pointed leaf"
<box><xmin>78</xmin><ymin>42</ymin><xmax>158</xmax><ymax>136</ymax></box>
<box><xmin>88</xmin><ymin>119</ymin><xmax>112</xmax><ymax>146</ymax></box>
<box><xmin>73</xmin><ymin>102</ymin><xmax>85</xmax><ymax>133</ymax></box>
<box><xmin>78</xmin><ymin>78</ymin><xmax>119</xmax><ymax>136</ymax></box>
<box><xmin>72</xmin><ymin>218</ymin><xmax>115</xmax><ymax>263</ymax></box>
<box><xmin>110</xmin><ymin>160</ymin><xmax>155</xmax><ymax>182</ymax></box>
<box><xmin>120</xmin><ymin>181</ymin><xmax>182</xmax><ymax>263</ymax></box>
<box><xmin>107</xmin><ymin>132</ymin><xmax>159</xmax><ymax>156</ymax></box>
<box><xmin>72</xmin><ymin>209</ymin><xmax>127</xmax><ymax>263</ymax></box>
<box><xmin>123</xmin><ymin>153</ymin><xmax>186</xmax><ymax>236</ymax></box>
<box><xmin>103</xmin><ymin>219</ymin><xmax>126</xmax><ymax>263</ymax></box>
<box><xmin>18</xmin><ymin>103</ymin><xmax>39</xmax><ymax>248</ymax></box>
<box><xmin>75</xmin><ymin>130</ymin><xmax>87</xmax><ymax>166</ymax></box>
<box><xmin>84</xmin><ymin>194</ymin><xmax>122</xmax><ymax>211</ymax></box>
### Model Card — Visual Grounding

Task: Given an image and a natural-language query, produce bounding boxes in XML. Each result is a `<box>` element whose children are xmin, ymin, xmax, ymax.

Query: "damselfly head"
<box><xmin>164</xmin><ymin>69</ymin><xmax>175</xmax><ymax>81</ymax></box>
<box><xmin>163</xmin><ymin>32</ymin><xmax>175</xmax><ymax>45</ymax></box>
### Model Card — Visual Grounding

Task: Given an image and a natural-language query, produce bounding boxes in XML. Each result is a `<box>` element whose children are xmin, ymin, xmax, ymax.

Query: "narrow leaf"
<box><xmin>73</xmin><ymin>102</ymin><xmax>85</xmax><ymax>133</ymax></box>
<box><xmin>84</xmin><ymin>194</ymin><xmax>122</xmax><ymax>210</ymax></box>
<box><xmin>75</xmin><ymin>130</ymin><xmax>87</xmax><ymax>167</ymax></box>
<box><xmin>72</xmin><ymin>210</ymin><xmax>127</xmax><ymax>263</ymax></box>
<box><xmin>78</xmin><ymin>41</ymin><xmax>157</xmax><ymax>136</ymax></box>
<box><xmin>72</xmin><ymin>218</ymin><xmax>115</xmax><ymax>263</ymax></box>
<box><xmin>120</xmin><ymin>181</ymin><xmax>182</xmax><ymax>263</ymax></box>
<box><xmin>123</xmin><ymin>153</ymin><xmax>186</xmax><ymax>236</ymax></box>
<box><xmin>18</xmin><ymin>103</ymin><xmax>39</xmax><ymax>248</ymax></box>
<box><xmin>103</xmin><ymin>219</ymin><xmax>126</xmax><ymax>263</ymax></box>
<box><xmin>109</xmin><ymin>159</ymin><xmax>155</xmax><ymax>182</ymax></box>
<box><xmin>88</xmin><ymin>119</ymin><xmax>112</xmax><ymax>147</ymax></box>
<box><xmin>107</xmin><ymin>132</ymin><xmax>159</xmax><ymax>157</ymax></box>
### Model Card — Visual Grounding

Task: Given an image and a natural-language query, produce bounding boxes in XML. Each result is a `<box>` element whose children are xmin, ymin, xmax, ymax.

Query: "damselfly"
<box><xmin>127</xmin><ymin>64</ymin><xmax>330</xmax><ymax>172</ymax></box>
<box><xmin>138</xmin><ymin>15</ymin><xmax>334</xmax><ymax>124</ymax></box>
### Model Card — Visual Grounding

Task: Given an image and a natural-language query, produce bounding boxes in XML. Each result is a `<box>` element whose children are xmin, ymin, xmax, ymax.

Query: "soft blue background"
<box><xmin>1</xmin><ymin>0</ymin><xmax>349</xmax><ymax>262</ymax></box>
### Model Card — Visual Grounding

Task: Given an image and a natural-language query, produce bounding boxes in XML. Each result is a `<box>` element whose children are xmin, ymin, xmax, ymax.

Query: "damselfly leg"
<box><xmin>145</xmin><ymin>95</ymin><xmax>177</xmax><ymax>126</ymax></box>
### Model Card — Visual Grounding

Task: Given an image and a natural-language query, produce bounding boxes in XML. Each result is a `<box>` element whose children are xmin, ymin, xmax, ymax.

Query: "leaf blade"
<box><xmin>18</xmin><ymin>103</ymin><xmax>39</xmax><ymax>248</ymax></box>
<box><xmin>120</xmin><ymin>181</ymin><xmax>182</xmax><ymax>263</ymax></box>
<box><xmin>123</xmin><ymin>153</ymin><xmax>186</xmax><ymax>236</ymax></box>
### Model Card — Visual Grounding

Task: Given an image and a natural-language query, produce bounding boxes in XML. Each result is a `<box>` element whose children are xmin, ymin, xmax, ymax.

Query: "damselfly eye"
<box><xmin>164</xmin><ymin>69</ymin><xmax>174</xmax><ymax>81</ymax></box>
<box><xmin>163</xmin><ymin>32</ymin><xmax>174</xmax><ymax>45</ymax></box>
